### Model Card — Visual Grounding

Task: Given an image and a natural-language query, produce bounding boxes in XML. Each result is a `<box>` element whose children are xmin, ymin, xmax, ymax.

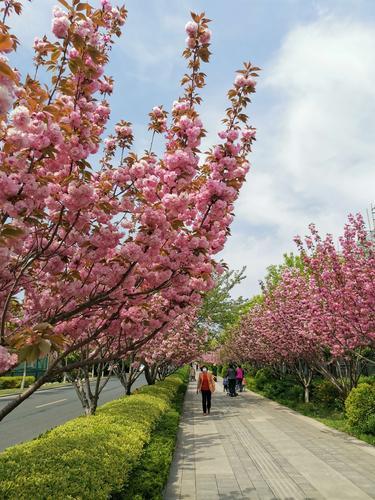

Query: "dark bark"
<box><xmin>113</xmin><ymin>356</ymin><xmax>143</xmax><ymax>395</ymax></box>
<box><xmin>68</xmin><ymin>362</ymin><xmax>113</xmax><ymax>416</ymax></box>
<box><xmin>0</xmin><ymin>319</ymin><xmax>169</xmax><ymax>421</ymax></box>
<box><xmin>144</xmin><ymin>362</ymin><xmax>158</xmax><ymax>385</ymax></box>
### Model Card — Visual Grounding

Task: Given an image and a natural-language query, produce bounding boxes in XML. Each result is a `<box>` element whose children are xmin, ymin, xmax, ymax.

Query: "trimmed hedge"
<box><xmin>358</xmin><ymin>375</ymin><xmax>375</xmax><ymax>385</ymax></box>
<box><xmin>115</xmin><ymin>372</ymin><xmax>187</xmax><ymax>499</ymax></box>
<box><xmin>345</xmin><ymin>383</ymin><xmax>375</xmax><ymax>434</ymax></box>
<box><xmin>0</xmin><ymin>376</ymin><xmax>35</xmax><ymax>389</ymax></box>
<box><xmin>0</xmin><ymin>367</ymin><xmax>189</xmax><ymax>500</ymax></box>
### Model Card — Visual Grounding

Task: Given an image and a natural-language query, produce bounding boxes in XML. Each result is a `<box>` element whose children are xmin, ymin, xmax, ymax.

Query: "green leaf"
<box><xmin>0</xmin><ymin>225</ymin><xmax>24</xmax><ymax>239</ymax></box>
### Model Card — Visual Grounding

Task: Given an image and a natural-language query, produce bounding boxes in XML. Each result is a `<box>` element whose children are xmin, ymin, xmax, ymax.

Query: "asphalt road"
<box><xmin>0</xmin><ymin>375</ymin><xmax>146</xmax><ymax>451</ymax></box>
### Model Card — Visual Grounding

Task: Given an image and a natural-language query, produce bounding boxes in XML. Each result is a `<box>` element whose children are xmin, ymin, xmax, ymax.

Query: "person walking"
<box><xmin>190</xmin><ymin>364</ymin><xmax>196</xmax><ymax>381</ymax></box>
<box><xmin>226</xmin><ymin>363</ymin><xmax>237</xmax><ymax>397</ymax></box>
<box><xmin>236</xmin><ymin>364</ymin><xmax>244</xmax><ymax>392</ymax></box>
<box><xmin>197</xmin><ymin>366</ymin><xmax>215</xmax><ymax>415</ymax></box>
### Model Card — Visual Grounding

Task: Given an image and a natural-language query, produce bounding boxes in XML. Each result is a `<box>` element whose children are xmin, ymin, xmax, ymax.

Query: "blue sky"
<box><xmin>9</xmin><ymin>0</ymin><xmax>375</xmax><ymax>297</ymax></box>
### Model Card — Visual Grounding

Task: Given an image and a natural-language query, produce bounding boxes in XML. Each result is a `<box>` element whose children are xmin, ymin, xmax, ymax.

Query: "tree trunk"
<box><xmin>0</xmin><ymin>370</ymin><xmax>52</xmax><ymax>421</ymax></box>
<box><xmin>113</xmin><ymin>356</ymin><xmax>143</xmax><ymax>395</ymax></box>
<box><xmin>144</xmin><ymin>362</ymin><xmax>158</xmax><ymax>385</ymax></box>
<box><xmin>304</xmin><ymin>386</ymin><xmax>310</xmax><ymax>403</ymax></box>
<box><xmin>69</xmin><ymin>362</ymin><xmax>113</xmax><ymax>416</ymax></box>
<box><xmin>294</xmin><ymin>359</ymin><xmax>313</xmax><ymax>404</ymax></box>
<box><xmin>315</xmin><ymin>354</ymin><xmax>364</xmax><ymax>400</ymax></box>
<box><xmin>157</xmin><ymin>363</ymin><xmax>177</xmax><ymax>381</ymax></box>
<box><xmin>20</xmin><ymin>362</ymin><xmax>27</xmax><ymax>391</ymax></box>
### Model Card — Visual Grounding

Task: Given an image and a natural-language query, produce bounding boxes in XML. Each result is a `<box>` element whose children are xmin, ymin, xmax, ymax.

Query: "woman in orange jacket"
<box><xmin>196</xmin><ymin>366</ymin><xmax>215</xmax><ymax>415</ymax></box>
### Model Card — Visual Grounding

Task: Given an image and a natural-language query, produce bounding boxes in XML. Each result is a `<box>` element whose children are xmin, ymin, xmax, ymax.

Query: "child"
<box><xmin>223</xmin><ymin>376</ymin><xmax>228</xmax><ymax>393</ymax></box>
<box><xmin>242</xmin><ymin>377</ymin><xmax>246</xmax><ymax>392</ymax></box>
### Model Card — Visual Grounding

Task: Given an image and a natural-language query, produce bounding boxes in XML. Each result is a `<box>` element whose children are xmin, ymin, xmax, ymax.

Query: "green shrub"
<box><xmin>262</xmin><ymin>381</ymin><xmax>280</xmax><ymax>399</ymax></box>
<box><xmin>245</xmin><ymin>365</ymin><xmax>257</xmax><ymax>377</ymax></box>
<box><xmin>220</xmin><ymin>364</ymin><xmax>228</xmax><ymax>377</ymax></box>
<box><xmin>358</xmin><ymin>375</ymin><xmax>375</xmax><ymax>385</ymax></box>
<box><xmin>283</xmin><ymin>384</ymin><xmax>304</xmax><ymax>401</ymax></box>
<box><xmin>0</xmin><ymin>376</ymin><xmax>35</xmax><ymax>389</ymax></box>
<box><xmin>366</xmin><ymin>414</ymin><xmax>375</xmax><ymax>435</ymax></box>
<box><xmin>345</xmin><ymin>383</ymin><xmax>375</xmax><ymax>434</ymax></box>
<box><xmin>254</xmin><ymin>367</ymin><xmax>274</xmax><ymax>391</ymax></box>
<box><xmin>312</xmin><ymin>379</ymin><xmax>342</xmax><ymax>409</ymax></box>
<box><xmin>116</xmin><ymin>375</ymin><xmax>187</xmax><ymax>499</ymax></box>
<box><xmin>0</xmin><ymin>368</ymin><xmax>188</xmax><ymax>500</ymax></box>
<box><xmin>262</xmin><ymin>379</ymin><xmax>303</xmax><ymax>402</ymax></box>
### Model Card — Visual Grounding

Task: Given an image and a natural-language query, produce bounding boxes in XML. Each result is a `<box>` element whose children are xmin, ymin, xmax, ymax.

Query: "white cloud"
<box><xmin>222</xmin><ymin>15</ymin><xmax>375</xmax><ymax>298</ymax></box>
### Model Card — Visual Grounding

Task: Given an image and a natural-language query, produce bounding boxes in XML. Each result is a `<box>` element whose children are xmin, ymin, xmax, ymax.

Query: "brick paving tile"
<box><xmin>164</xmin><ymin>380</ymin><xmax>375</xmax><ymax>500</ymax></box>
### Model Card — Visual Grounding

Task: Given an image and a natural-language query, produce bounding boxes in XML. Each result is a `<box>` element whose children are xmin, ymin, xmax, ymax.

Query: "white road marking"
<box><xmin>35</xmin><ymin>398</ymin><xmax>67</xmax><ymax>408</ymax></box>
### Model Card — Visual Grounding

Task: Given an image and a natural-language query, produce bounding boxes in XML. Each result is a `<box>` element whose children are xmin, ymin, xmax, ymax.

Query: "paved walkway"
<box><xmin>165</xmin><ymin>380</ymin><xmax>375</xmax><ymax>500</ymax></box>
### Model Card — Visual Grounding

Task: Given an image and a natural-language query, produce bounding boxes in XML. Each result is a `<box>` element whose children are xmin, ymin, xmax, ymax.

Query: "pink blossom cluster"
<box><xmin>0</xmin><ymin>346</ymin><xmax>18</xmax><ymax>373</ymax></box>
<box><xmin>148</xmin><ymin>106</ymin><xmax>168</xmax><ymax>134</ymax></box>
<box><xmin>138</xmin><ymin>311</ymin><xmax>207</xmax><ymax>369</ymax></box>
<box><xmin>222</xmin><ymin>215</ymin><xmax>375</xmax><ymax>374</ymax></box>
<box><xmin>0</xmin><ymin>55</ymin><xmax>19</xmax><ymax>115</ymax></box>
<box><xmin>51</xmin><ymin>6</ymin><xmax>70</xmax><ymax>39</ymax></box>
<box><xmin>185</xmin><ymin>20</ymin><xmax>211</xmax><ymax>49</ymax></box>
<box><xmin>234</xmin><ymin>73</ymin><xmax>256</xmax><ymax>90</ymax></box>
<box><xmin>0</xmin><ymin>4</ymin><xmax>258</xmax><ymax>422</ymax></box>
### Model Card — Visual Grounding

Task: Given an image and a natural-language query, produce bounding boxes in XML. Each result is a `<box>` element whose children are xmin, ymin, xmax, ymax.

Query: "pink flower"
<box><xmin>185</xmin><ymin>21</ymin><xmax>198</xmax><ymax>36</ymax></box>
<box><xmin>52</xmin><ymin>6</ymin><xmax>65</xmax><ymax>18</ymax></box>
<box><xmin>199</xmin><ymin>29</ymin><xmax>211</xmax><ymax>44</ymax></box>
<box><xmin>69</xmin><ymin>48</ymin><xmax>79</xmax><ymax>59</ymax></box>
<box><xmin>172</xmin><ymin>100</ymin><xmax>189</xmax><ymax>112</ymax></box>
<box><xmin>52</xmin><ymin>15</ymin><xmax>70</xmax><ymax>39</ymax></box>
<box><xmin>0</xmin><ymin>346</ymin><xmax>18</xmax><ymax>374</ymax></box>
<box><xmin>245</xmin><ymin>77</ymin><xmax>256</xmax><ymax>89</ymax></box>
<box><xmin>48</xmin><ymin>123</ymin><xmax>63</xmax><ymax>145</ymax></box>
<box><xmin>104</xmin><ymin>137</ymin><xmax>116</xmax><ymax>151</ymax></box>
<box><xmin>234</xmin><ymin>74</ymin><xmax>246</xmax><ymax>88</ymax></box>
<box><xmin>185</xmin><ymin>36</ymin><xmax>196</xmax><ymax>49</ymax></box>
<box><xmin>0</xmin><ymin>86</ymin><xmax>13</xmax><ymax>114</ymax></box>
<box><xmin>151</xmin><ymin>106</ymin><xmax>163</xmax><ymax>117</ymax></box>
<box><xmin>115</xmin><ymin>124</ymin><xmax>132</xmax><ymax>138</ymax></box>
<box><xmin>242</xmin><ymin>128</ymin><xmax>256</xmax><ymax>141</ymax></box>
<box><xmin>121</xmin><ymin>242</ymin><xmax>142</xmax><ymax>261</ymax></box>
<box><xmin>101</xmin><ymin>0</ymin><xmax>112</xmax><ymax>10</ymax></box>
<box><xmin>11</xmin><ymin>105</ymin><xmax>30</xmax><ymax>130</ymax></box>
<box><xmin>227</xmin><ymin>130</ymin><xmax>239</xmax><ymax>142</ymax></box>
<box><xmin>234</xmin><ymin>74</ymin><xmax>257</xmax><ymax>89</ymax></box>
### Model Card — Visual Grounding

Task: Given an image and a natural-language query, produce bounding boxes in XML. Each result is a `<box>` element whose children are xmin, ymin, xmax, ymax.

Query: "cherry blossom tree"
<box><xmin>223</xmin><ymin>215</ymin><xmax>375</xmax><ymax>400</ymax></box>
<box><xmin>0</xmin><ymin>2</ymin><xmax>259</xmax><ymax>420</ymax></box>
<box><xmin>140</xmin><ymin>312</ymin><xmax>207</xmax><ymax>385</ymax></box>
<box><xmin>294</xmin><ymin>213</ymin><xmax>375</xmax><ymax>396</ymax></box>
